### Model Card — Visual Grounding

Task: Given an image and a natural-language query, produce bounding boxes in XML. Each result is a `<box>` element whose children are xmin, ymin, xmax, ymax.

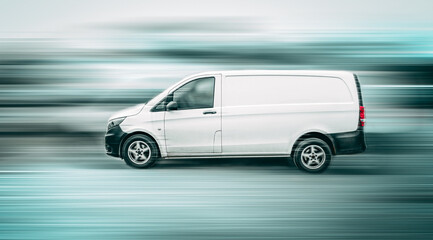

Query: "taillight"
<box><xmin>359</xmin><ymin>106</ymin><xmax>365</xmax><ymax>127</ymax></box>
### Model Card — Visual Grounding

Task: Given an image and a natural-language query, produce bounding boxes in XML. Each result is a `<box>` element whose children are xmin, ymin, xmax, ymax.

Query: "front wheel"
<box><xmin>293</xmin><ymin>138</ymin><xmax>332</xmax><ymax>173</ymax></box>
<box><xmin>122</xmin><ymin>134</ymin><xmax>159</xmax><ymax>168</ymax></box>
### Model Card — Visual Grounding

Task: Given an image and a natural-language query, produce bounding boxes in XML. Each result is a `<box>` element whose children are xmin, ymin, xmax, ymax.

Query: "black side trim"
<box><xmin>104</xmin><ymin>126</ymin><xmax>127</xmax><ymax>157</ymax></box>
<box><xmin>353</xmin><ymin>74</ymin><xmax>364</xmax><ymax>106</ymax></box>
<box><xmin>331</xmin><ymin>128</ymin><xmax>366</xmax><ymax>155</ymax></box>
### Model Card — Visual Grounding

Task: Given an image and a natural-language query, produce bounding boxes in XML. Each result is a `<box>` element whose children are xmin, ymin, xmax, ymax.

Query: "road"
<box><xmin>1</xmin><ymin>135</ymin><xmax>433</xmax><ymax>240</ymax></box>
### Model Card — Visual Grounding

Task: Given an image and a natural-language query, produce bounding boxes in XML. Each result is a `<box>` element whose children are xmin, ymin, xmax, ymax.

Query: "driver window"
<box><xmin>172</xmin><ymin>77</ymin><xmax>215</xmax><ymax>110</ymax></box>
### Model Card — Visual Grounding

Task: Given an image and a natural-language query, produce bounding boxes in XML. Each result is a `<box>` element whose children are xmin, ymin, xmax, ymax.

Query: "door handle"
<box><xmin>203</xmin><ymin>111</ymin><xmax>217</xmax><ymax>115</ymax></box>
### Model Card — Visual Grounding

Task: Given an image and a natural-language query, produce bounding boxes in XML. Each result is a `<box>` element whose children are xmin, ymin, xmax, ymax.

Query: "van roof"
<box><xmin>187</xmin><ymin>70</ymin><xmax>354</xmax><ymax>79</ymax></box>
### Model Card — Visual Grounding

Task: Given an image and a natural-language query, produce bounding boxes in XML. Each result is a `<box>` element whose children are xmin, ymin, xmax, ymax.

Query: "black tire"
<box><xmin>293</xmin><ymin>138</ymin><xmax>332</xmax><ymax>173</ymax></box>
<box><xmin>122</xmin><ymin>134</ymin><xmax>160</xmax><ymax>168</ymax></box>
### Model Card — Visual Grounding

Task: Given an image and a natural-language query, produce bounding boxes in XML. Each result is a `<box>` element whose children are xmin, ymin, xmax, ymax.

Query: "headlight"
<box><xmin>107</xmin><ymin>117</ymin><xmax>126</xmax><ymax>130</ymax></box>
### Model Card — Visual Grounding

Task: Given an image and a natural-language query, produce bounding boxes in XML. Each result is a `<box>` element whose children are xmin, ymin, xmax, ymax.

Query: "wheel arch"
<box><xmin>119</xmin><ymin>131</ymin><xmax>163</xmax><ymax>159</ymax></box>
<box><xmin>290</xmin><ymin>131</ymin><xmax>336</xmax><ymax>157</ymax></box>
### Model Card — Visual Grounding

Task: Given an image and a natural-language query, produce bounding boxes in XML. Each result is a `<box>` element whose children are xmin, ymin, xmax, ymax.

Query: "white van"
<box><xmin>105</xmin><ymin>70</ymin><xmax>366</xmax><ymax>173</ymax></box>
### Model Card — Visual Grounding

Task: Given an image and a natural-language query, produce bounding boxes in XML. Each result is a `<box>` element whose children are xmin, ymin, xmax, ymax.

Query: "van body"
<box><xmin>105</xmin><ymin>70</ymin><xmax>366</xmax><ymax>172</ymax></box>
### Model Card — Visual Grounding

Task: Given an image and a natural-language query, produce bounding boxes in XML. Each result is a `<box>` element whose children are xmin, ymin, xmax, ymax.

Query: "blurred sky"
<box><xmin>1</xmin><ymin>0</ymin><xmax>433</xmax><ymax>37</ymax></box>
<box><xmin>1</xmin><ymin>0</ymin><xmax>433</xmax><ymax>134</ymax></box>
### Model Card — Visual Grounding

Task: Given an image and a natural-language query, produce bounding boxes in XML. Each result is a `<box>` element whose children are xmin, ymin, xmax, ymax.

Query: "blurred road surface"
<box><xmin>1</xmin><ymin>135</ymin><xmax>433</xmax><ymax>240</ymax></box>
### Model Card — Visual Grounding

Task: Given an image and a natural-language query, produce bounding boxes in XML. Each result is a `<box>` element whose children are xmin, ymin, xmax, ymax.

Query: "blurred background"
<box><xmin>1</xmin><ymin>0</ymin><xmax>433</xmax><ymax>239</ymax></box>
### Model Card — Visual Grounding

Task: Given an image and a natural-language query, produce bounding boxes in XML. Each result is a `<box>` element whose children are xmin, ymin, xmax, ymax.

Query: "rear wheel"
<box><xmin>122</xmin><ymin>134</ymin><xmax>159</xmax><ymax>168</ymax></box>
<box><xmin>293</xmin><ymin>138</ymin><xmax>331</xmax><ymax>173</ymax></box>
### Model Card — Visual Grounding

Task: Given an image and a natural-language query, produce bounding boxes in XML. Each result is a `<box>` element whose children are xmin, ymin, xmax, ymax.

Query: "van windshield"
<box><xmin>147</xmin><ymin>87</ymin><xmax>171</xmax><ymax>107</ymax></box>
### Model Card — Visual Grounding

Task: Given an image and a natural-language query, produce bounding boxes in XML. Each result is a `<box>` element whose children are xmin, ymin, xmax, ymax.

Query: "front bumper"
<box><xmin>105</xmin><ymin>126</ymin><xmax>127</xmax><ymax>158</ymax></box>
<box><xmin>331</xmin><ymin>128</ymin><xmax>367</xmax><ymax>155</ymax></box>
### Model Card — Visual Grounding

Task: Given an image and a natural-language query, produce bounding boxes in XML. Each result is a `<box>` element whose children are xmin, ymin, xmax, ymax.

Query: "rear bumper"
<box><xmin>331</xmin><ymin>128</ymin><xmax>366</xmax><ymax>155</ymax></box>
<box><xmin>104</xmin><ymin>126</ymin><xmax>127</xmax><ymax>158</ymax></box>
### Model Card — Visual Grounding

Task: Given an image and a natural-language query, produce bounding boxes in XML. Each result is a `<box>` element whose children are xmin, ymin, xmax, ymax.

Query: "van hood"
<box><xmin>109</xmin><ymin>103</ymin><xmax>145</xmax><ymax>120</ymax></box>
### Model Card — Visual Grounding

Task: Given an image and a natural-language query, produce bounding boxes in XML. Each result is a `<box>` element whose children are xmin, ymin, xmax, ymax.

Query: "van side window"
<box><xmin>172</xmin><ymin>77</ymin><xmax>215</xmax><ymax>110</ymax></box>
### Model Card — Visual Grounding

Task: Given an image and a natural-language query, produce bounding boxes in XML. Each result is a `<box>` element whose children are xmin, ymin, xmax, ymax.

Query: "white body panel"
<box><xmin>109</xmin><ymin>103</ymin><xmax>145</xmax><ymax>120</ymax></box>
<box><xmin>114</xmin><ymin>70</ymin><xmax>361</xmax><ymax>158</ymax></box>
<box><xmin>221</xmin><ymin>74</ymin><xmax>358</xmax><ymax>154</ymax></box>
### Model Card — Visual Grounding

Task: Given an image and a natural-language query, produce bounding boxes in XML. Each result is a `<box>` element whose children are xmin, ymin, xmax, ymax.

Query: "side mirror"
<box><xmin>166</xmin><ymin>101</ymin><xmax>178</xmax><ymax>111</ymax></box>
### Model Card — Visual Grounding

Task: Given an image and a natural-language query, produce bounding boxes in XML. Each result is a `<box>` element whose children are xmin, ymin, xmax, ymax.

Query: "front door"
<box><xmin>164</xmin><ymin>75</ymin><xmax>221</xmax><ymax>154</ymax></box>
